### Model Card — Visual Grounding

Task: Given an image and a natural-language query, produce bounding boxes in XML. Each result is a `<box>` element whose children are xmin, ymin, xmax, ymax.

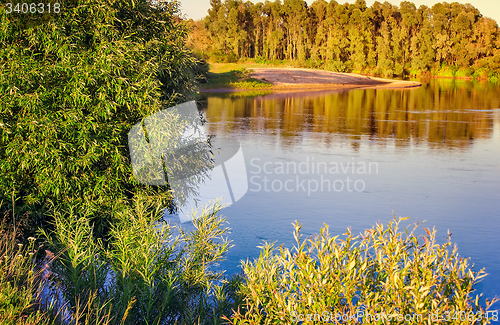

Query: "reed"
<box><xmin>0</xmin><ymin>214</ymin><xmax>53</xmax><ymax>324</ymax></box>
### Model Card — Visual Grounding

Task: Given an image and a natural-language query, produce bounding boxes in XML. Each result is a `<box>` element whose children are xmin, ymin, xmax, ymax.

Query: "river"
<box><xmin>196</xmin><ymin>78</ymin><xmax>500</xmax><ymax>301</ymax></box>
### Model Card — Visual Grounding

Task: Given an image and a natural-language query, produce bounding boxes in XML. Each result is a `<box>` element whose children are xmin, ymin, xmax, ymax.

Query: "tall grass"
<box><xmin>40</xmin><ymin>198</ymin><xmax>242</xmax><ymax>325</ymax></box>
<box><xmin>2</xmin><ymin>209</ymin><xmax>498</xmax><ymax>324</ymax></box>
<box><xmin>0</xmin><ymin>214</ymin><xmax>52</xmax><ymax>324</ymax></box>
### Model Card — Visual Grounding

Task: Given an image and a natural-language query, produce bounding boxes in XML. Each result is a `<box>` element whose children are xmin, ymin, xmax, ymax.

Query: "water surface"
<box><xmin>199</xmin><ymin>79</ymin><xmax>500</xmax><ymax>300</ymax></box>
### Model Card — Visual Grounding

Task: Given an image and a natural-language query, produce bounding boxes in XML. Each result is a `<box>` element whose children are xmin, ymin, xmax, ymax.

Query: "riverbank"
<box><xmin>199</xmin><ymin>63</ymin><xmax>421</xmax><ymax>92</ymax></box>
<box><xmin>249</xmin><ymin>68</ymin><xmax>421</xmax><ymax>90</ymax></box>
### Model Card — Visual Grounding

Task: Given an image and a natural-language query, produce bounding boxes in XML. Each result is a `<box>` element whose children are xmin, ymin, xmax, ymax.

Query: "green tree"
<box><xmin>188</xmin><ymin>0</ymin><xmax>500</xmax><ymax>78</ymax></box>
<box><xmin>0</xmin><ymin>0</ymin><xmax>200</xmax><ymax>237</ymax></box>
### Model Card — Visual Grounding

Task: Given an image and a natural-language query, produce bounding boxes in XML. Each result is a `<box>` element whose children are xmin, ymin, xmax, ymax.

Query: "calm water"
<box><xmin>198</xmin><ymin>79</ymin><xmax>500</xmax><ymax>300</ymax></box>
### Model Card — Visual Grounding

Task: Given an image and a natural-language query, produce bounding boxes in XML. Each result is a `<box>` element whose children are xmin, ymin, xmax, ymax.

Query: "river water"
<box><xmin>197</xmin><ymin>79</ymin><xmax>500</xmax><ymax>301</ymax></box>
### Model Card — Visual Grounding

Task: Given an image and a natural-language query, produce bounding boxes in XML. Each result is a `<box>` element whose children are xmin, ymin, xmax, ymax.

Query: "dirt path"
<box><xmin>249</xmin><ymin>68</ymin><xmax>421</xmax><ymax>90</ymax></box>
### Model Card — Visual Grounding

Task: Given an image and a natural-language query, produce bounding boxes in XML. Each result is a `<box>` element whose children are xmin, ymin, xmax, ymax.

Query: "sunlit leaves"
<box><xmin>0</xmin><ymin>0</ymin><xmax>200</xmax><ymax>236</ymax></box>
<box><xmin>191</xmin><ymin>0</ymin><xmax>500</xmax><ymax>78</ymax></box>
<box><xmin>233</xmin><ymin>216</ymin><xmax>498</xmax><ymax>324</ymax></box>
<box><xmin>41</xmin><ymin>199</ymin><xmax>240</xmax><ymax>324</ymax></box>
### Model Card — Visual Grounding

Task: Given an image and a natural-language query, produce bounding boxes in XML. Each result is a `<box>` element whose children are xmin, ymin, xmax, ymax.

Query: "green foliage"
<box><xmin>41</xmin><ymin>199</ymin><xmax>242</xmax><ymax>324</ymax></box>
<box><xmin>200</xmin><ymin>68</ymin><xmax>272</xmax><ymax>91</ymax></box>
<box><xmin>2</xmin><ymin>208</ymin><xmax>498</xmax><ymax>324</ymax></box>
<box><xmin>456</xmin><ymin>67</ymin><xmax>476</xmax><ymax>78</ymax></box>
<box><xmin>324</xmin><ymin>60</ymin><xmax>352</xmax><ymax>73</ymax></box>
<box><xmin>0</xmin><ymin>218</ymin><xmax>50</xmax><ymax>324</ymax></box>
<box><xmin>209</xmin><ymin>51</ymin><xmax>240</xmax><ymax>64</ymax></box>
<box><xmin>0</xmin><ymin>0</ymin><xmax>201</xmax><ymax>238</ymax></box>
<box><xmin>189</xmin><ymin>0</ymin><xmax>500</xmax><ymax>78</ymax></box>
<box><xmin>231</xmin><ymin>217</ymin><xmax>498</xmax><ymax>324</ymax></box>
<box><xmin>228</xmin><ymin>78</ymin><xmax>273</xmax><ymax>90</ymax></box>
<box><xmin>194</xmin><ymin>58</ymin><xmax>211</xmax><ymax>83</ymax></box>
<box><xmin>435</xmin><ymin>66</ymin><xmax>458</xmax><ymax>78</ymax></box>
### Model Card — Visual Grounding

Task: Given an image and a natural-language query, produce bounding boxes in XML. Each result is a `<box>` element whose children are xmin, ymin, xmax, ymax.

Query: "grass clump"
<box><xmin>231</xmin><ymin>216</ymin><xmax>498</xmax><ymax>324</ymax></box>
<box><xmin>0</xmin><ymin>216</ymin><xmax>53</xmax><ymax>324</ymax></box>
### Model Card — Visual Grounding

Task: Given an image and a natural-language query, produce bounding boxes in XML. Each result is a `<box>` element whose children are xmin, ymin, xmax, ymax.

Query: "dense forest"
<box><xmin>187</xmin><ymin>0</ymin><xmax>500</xmax><ymax>78</ymax></box>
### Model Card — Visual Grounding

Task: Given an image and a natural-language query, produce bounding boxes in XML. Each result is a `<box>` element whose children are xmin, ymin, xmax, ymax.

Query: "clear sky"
<box><xmin>178</xmin><ymin>0</ymin><xmax>500</xmax><ymax>25</ymax></box>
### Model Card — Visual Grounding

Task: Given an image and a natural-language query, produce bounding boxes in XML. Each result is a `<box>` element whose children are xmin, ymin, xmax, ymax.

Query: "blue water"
<box><xmin>195</xmin><ymin>80</ymin><xmax>500</xmax><ymax>303</ymax></box>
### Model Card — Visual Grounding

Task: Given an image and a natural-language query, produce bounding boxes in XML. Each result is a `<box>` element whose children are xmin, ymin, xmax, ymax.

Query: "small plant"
<box><xmin>231</xmin><ymin>216</ymin><xmax>498</xmax><ymax>324</ymax></box>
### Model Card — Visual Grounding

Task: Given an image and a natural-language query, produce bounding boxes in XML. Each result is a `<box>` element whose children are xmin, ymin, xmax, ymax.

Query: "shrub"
<box><xmin>303</xmin><ymin>59</ymin><xmax>322</xmax><ymax>70</ymax></box>
<box><xmin>231</xmin><ymin>217</ymin><xmax>498</xmax><ymax>324</ymax></box>
<box><xmin>0</xmin><ymin>0</ymin><xmax>200</xmax><ymax>238</ymax></box>
<box><xmin>435</xmin><ymin>66</ymin><xmax>457</xmax><ymax>78</ymax></box>
<box><xmin>324</xmin><ymin>61</ymin><xmax>352</xmax><ymax>73</ymax></box>
<box><xmin>40</xmin><ymin>199</ymin><xmax>242</xmax><ymax>325</ymax></box>
<box><xmin>209</xmin><ymin>51</ymin><xmax>239</xmax><ymax>63</ymax></box>
<box><xmin>394</xmin><ymin>63</ymin><xmax>405</xmax><ymax>76</ymax></box>
<box><xmin>456</xmin><ymin>67</ymin><xmax>475</xmax><ymax>79</ymax></box>
<box><xmin>195</xmin><ymin>57</ymin><xmax>211</xmax><ymax>83</ymax></box>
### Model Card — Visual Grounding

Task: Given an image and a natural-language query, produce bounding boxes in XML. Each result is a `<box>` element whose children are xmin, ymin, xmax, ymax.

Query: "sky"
<box><xmin>178</xmin><ymin>0</ymin><xmax>500</xmax><ymax>25</ymax></box>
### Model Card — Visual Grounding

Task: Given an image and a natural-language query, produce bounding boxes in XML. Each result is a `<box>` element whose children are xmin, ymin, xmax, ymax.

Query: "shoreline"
<box><xmin>199</xmin><ymin>67</ymin><xmax>422</xmax><ymax>93</ymax></box>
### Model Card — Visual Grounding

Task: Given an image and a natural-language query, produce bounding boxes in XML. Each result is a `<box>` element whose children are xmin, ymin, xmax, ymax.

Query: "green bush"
<box><xmin>194</xmin><ymin>57</ymin><xmax>211</xmax><ymax>83</ymax></box>
<box><xmin>435</xmin><ymin>66</ymin><xmax>458</xmax><ymax>78</ymax></box>
<box><xmin>0</xmin><ymin>0</ymin><xmax>200</xmax><ymax>238</ymax></box>
<box><xmin>456</xmin><ymin>67</ymin><xmax>475</xmax><ymax>78</ymax></box>
<box><xmin>324</xmin><ymin>61</ymin><xmax>352</xmax><ymax>73</ymax></box>
<box><xmin>231</xmin><ymin>217</ymin><xmax>498</xmax><ymax>324</ymax></box>
<box><xmin>201</xmin><ymin>68</ymin><xmax>272</xmax><ymax>91</ymax></box>
<box><xmin>3</xmin><ymin>210</ymin><xmax>499</xmax><ymax>324</ymax></box>
<box><xmin>303</xmin><ymin>59</ymin><xmax>322</xmax><ymax>70</ymax></box>
<box><xmin>209</xmin><ymin>51</ymin><xmax>239</xmax><ymax>63</ymax></box>
<box><xmin>40</xmin><ymin>199</ymin><xmax>242</xmax><ymax>325</ymax></box>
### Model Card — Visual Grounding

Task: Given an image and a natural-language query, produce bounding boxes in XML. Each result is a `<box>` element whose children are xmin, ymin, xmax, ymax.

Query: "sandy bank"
<box><xmin>249</xmin><ymin>68</ymin><xmax>421</xmax><ymax>90</ymax></box>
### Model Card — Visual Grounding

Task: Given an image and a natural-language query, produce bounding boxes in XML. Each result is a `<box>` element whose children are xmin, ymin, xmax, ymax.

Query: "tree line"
<box><xmin>187</xmin><ymin>0</ymin><xmax>500</xmax><ymax>78</ymax></box>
